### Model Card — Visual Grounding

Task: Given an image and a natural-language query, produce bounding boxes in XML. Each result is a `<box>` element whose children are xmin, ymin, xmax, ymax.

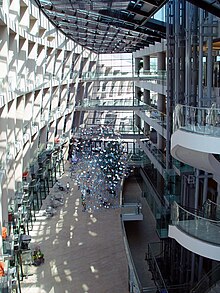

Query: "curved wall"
<box><xmin>169</xmin><ymin>225</ymin><xmax>220</xmax><ymax>261</ymax></box>
<box><xmin>171</xmin><ymin>129</ymin><xmax>220</xmax><ymax>182</ymax></box>
<box><xmin>0</xmin><ymin>0</ymin><xmax>97</xmax><ymax>222</ymax></box>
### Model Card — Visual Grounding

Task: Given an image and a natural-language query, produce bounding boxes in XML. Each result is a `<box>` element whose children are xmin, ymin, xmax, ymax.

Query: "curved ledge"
<box><xmin>168</xmin><ymin>225</ymin><xmax>220</xmax><ymax>261</ymax></box>
<box><xmin>171</xmin><ymin>129</ymin><xmax>220</xmax><ymax>180</ymax></box>
<box><xmin>171</xmin><ymin>129</ymin><xmax>220</xmax><ymax>154</ymax></box>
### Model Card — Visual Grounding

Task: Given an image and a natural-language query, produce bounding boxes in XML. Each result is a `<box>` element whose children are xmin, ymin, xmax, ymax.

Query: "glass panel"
<box><xmin>171</xmin><ymin>201</ymin><xmax>220</xmax><ymax>246</ymax></box>
<box><xmin>174</xmin><ymin>104</ymin><xmax>220</xmax><ymax>137</ymax></box>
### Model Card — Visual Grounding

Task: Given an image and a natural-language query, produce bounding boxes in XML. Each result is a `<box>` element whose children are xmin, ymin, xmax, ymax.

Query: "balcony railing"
<box><xmin>121</xmin><ymin>203</ymin><xmax>143</xmax><ymax>221</ymax></box>
<box><xmin>174</xmin><ymin>104</ymin><xmax>220</xmax><ymax>137</ymax></box>
<box><xmin>76</xmin><ymin>98</ymin><xmax>148</xmax><ymax>109</ymax></box>
<box><xmin>146</xmin><ymin>242</ymin><xmax>168</xmax><ymax>292</ymax></box>
<box><xmin>81</xmin><ymin>70</ymin><xmax>166</xmax><ymax>82</ymax></box>
<box><xmin>170</xmin><ymin>201</ymin><xmax>220</xmax><ymax>246</ymax></box>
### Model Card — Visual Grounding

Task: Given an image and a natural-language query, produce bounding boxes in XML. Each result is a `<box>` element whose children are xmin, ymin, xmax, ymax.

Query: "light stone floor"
<box><xmin>20</xmin><ymin>162</ymin><xmax>129</xmax><ymax>293</ymax></box>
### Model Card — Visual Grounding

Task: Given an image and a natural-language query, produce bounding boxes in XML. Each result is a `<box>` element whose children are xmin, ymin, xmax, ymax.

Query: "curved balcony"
<box><xmin>171</xmin><ymin>104</ymin><xmax>220</xmax><ymax>180</ymax></box>
<box><xmin>169</xmin><ymin>201</ymin><xmax>220</xmax><ymax>261</ymax></box>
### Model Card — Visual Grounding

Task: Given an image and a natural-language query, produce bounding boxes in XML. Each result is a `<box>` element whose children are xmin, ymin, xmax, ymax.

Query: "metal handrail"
<box><xmin>173</xmin><ymin>201</ymin><xmax>220</xmax><ymax>225</ymax></box>
<box><xmin>147</xmin><ymin>242</ymin><xmax>168</xmax><ymax>292</ymax></box>
<box><xmin>206</xmin><ymin>198</ymin><xmax>220</xmax><ymax>208</ymax></box>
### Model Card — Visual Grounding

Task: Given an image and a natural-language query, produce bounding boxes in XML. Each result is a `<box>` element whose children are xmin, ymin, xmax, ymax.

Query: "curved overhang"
<box><xmin>171</xmin><ymin>129</ymin><xmax>220</xmax><ymax>182</ymax></box>
<box><xmin>169</xmin><ymin>225</ymin><xmax>220</xmax><ymax>261</ymax></box>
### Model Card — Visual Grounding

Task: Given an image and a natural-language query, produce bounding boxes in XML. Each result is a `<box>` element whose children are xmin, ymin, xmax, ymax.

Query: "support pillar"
<box><xmin>207</xmin><ymin>14</ymin><xmax>213</xmax><ymax>105</ymax></box>
<box><xmin>202</xmin><ymin>172</ymin><xmax>208</xmax><ymax>204</ymax></box>
<box><xmin>157</xmin><ymin>52</ymin><xmax>166</xmax><ymax>150</ymax></box>
<box><xmin>143</xmin><ymin>89</ymin><xmax>150</xmax><ymax>136</ymax></box>
<box><xmin>194</xmin><ymin>169</ymin><xmax>200</xmax><ymax>209</ymax></box>
<box><xmin>143</xmin><ymin>56</ymin><xmax>150</xmax><ymax>71</ymax></box>
<box><xmin>157</xmin><ymin>52</ymin><xmax>166</xmax><ymax>73</ymax></box>
<box><xmin>157</xmin><ymin>93</ymin><xmax>166</xmax><ymax>150</ymax></box>
<box><xmin>134</xmin><ymin>58</ymin><xmax>141</xmax><ymax>75</ymax></box>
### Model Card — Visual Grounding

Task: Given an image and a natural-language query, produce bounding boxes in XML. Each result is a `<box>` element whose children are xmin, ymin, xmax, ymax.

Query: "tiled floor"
<box><xmin>20</xmin><ymin>162</ymin><xmax>129</xmax><ymax>293</ymax></box>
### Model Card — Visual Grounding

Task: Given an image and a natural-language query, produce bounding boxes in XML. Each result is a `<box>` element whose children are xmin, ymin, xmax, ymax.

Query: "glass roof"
<box><xmin>35</xmin><ymin>0</ymin><xmax>220</xmax><ymax>54</ymax></box>
<box><xmin>35</xmin><ymin>0</ymin><xmax>167</xmax><ymax>53</ymax></box>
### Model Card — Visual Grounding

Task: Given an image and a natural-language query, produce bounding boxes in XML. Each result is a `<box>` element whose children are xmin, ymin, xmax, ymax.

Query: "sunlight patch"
<box><xmin>75</xmin><ymin>198</ymin><xmax>79</xmax><ymax>206</ymax></box>
<box><xmin>55</xmin><ymin>276</ymin><xmax>61</xmax><ymax>282</ymax></box>
<box><xmin>90</xmin><ymin>265</ymin><xmax>98</xmax><ymax>273</ymax></box>
<box><xmin>88</xmin><ymin>231</ymin><xmax>97</xmax><ymax>237</ymax></box>
<box><xmin>46</xmin><ymin>227</ymin><xmax>51</xmax><ymax>235</ymax></box>
<box><xmin>90</xmin><ymin>215</ymin><xmax>97</xmax><ymax>223</ymax></box>
<box><xmin>52</xmin><ymin>238</ymin><xmax>59</xmax><ymax>245</ymax></box>
<box><xmin>50</xmin><ymin>263</ymin><xmax>58</xmax><ymax>277</ymax></box>
<box><xmin>64</xmin><ymin>269</ymin><xmax>71</xmax><ymax>275</ymax></box>
<box><xmin>66</xmin><ymin>275</ymin><xmax>72</xmax><ymax>281</ymax></box>
<box><xmin>82</xmin><ymin>284</ymin><xmax>89</xmax><ymax>291</ymax></box>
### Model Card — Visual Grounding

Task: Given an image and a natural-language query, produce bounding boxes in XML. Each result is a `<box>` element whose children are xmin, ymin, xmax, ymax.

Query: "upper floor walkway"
<box><xmin>169</xmin><ymin>200</ymin><xmax>220</xmax><ymax>261</ymax></box>
<box><xmin>80</xmin><ymin>70</ymin><xmax>166</xmax><ymax>83</ymax></box>
<box><xmin>171</xmin><ymin>104</ymin><xmax>220</xmax><ymax>182</ymax></box>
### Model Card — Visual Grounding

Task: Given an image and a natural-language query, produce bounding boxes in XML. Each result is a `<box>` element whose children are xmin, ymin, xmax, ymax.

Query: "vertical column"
<box><xmin>157</xmin><ymin>52</ymin><xmax>166</xmax><ymax>150</ymax></box>
<box><xmin>198</xmin><ymin>9</ymin><xmax>204</xmax><ymax>106</ymax></box>
<box><xmin>158</xmin><ymin>52</ymin><xmax>166</xmax><ymax>73</ymax></box>
<box><xmin>143</xmin><ymin>56</ymin><xmax>150</xmax><ymax>71</ymax></box>
<box><xmin>217</xmin><ymin>183</ymin><xmax>220</xmax><ymax>205</ymax></box>
<box><xmin>206</xmin><ymin>13</ymin><xmax>213</xmax><ymax>105</ymax></box>
<box><xmin>143</xmin><ymin>89</ymin><xmax>150</xmax><ymax>136</ymax></box>
<box><xmin>134</xmin><ymin>57</ymin><xmax>141</xmax><ymax>75</ymax></box>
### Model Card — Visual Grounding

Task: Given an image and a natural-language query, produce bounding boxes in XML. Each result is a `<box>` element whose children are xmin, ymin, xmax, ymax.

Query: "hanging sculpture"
<box><xmin>70</xmin><ymin>125</ymin><xmax>129</xmax><ymax>211</ymax></box>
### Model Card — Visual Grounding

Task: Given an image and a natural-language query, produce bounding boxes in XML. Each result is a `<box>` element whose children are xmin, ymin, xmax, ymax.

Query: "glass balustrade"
<box><xmin>81</xmin><ymin>70</ymin><xmax>166</xmax><ymax>81</ymax></box>
<box><xmin>127</xmin><ymin>152</ymin><xmax>150</xmax><ymax>166</ymax></box>
<box><xmin>203</xmin><ymin>199</ymin><xmax>220</xmax><ymax>220</ymax></box>
<box><xmin>142</xmin><ymin>106</ymin><xmax>167</xmax><ymax>126</ymax></box>
<box><xmin>174</xmin><ymin>104</ymin><xmax>220</xmax><ymax>137</ymax></box>
<box><xmin>5</xmin><ymin>70</ymin><xmax>166</xmax><ymax>96</ymax></box>
<box><xmin>171</xmin><ymin>201</ymin><xmax>220</xmax><ymax>245</ymax></box>
<box><xmin>140</xmin><ymin>140</ymin><xmax>166</xmax><ymax>168</ymax></box>
<box><xmin>121</xmin><ymin>203</ymin><xmax>142</xmax><ymax>215</ymax></box>
<box><xmin>77</xmin><ymin>98</ymin><xmax>148</xmax><ymax>108</ymax></box>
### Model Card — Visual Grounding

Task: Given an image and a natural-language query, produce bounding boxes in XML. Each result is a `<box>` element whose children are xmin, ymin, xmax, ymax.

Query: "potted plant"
<box><xmin>32</xmin><ymin>247</ymin><xmax>44</xmax><ymax>266</ymax></box>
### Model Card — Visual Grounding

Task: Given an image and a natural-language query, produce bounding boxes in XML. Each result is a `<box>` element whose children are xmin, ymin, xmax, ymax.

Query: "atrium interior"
<box><xmin>0</xmin><ymin>0</ymin><xmax>220</xmax><ymax>292</ymax></box>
